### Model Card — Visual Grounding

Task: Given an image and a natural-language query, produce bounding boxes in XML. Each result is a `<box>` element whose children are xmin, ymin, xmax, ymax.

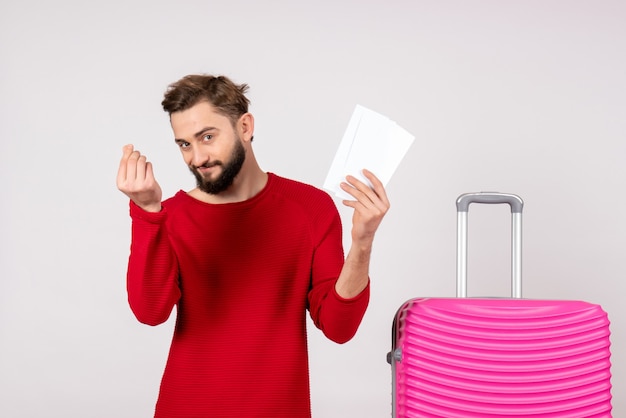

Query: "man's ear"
<box><xmin>239</xmin><ymin>113</ymin><xmax>255</xmax><ymax>142</ymax></box>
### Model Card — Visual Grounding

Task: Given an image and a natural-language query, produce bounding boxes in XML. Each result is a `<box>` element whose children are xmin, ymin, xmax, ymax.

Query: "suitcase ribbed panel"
<box><xmin>394</xmin><ymin>298</ymin><xmax>612</xmax><ymax>417</ymax></box>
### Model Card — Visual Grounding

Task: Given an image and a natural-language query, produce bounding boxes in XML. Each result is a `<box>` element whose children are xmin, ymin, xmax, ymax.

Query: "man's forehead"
<box><xmin>171</xmin><ymin>102</ymin><xmax>230</xmax><ymax>133</ymax></box>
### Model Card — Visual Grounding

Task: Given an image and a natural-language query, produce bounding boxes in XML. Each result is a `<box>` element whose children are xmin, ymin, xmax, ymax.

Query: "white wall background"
<box><xmin>1</xmin><ymin>1</ymin><xmax>624</xmax><ymax>416</ymax></box>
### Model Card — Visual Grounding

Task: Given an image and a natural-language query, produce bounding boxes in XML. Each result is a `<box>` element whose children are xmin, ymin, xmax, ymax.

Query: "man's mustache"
<box><xmin>191</xmin><ymin>161</ymin><xmax>222</xmax><ymax>170</ymax></box>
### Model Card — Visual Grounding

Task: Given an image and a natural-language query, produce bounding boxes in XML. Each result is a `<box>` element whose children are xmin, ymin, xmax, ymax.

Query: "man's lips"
<box><xmin>195</xmin><ymin>163</ymin><xmax>220</xmax><ymax>175</ymax></box>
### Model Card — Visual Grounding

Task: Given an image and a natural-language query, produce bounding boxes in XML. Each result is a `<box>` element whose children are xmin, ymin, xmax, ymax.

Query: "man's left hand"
<box><xmin>340</xmin><ymin>169</ymin><xmax>390</xmax><ymax>246</ymax></box>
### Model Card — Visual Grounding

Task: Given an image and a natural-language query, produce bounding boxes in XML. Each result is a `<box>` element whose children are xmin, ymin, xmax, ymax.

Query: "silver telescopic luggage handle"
<box><xmin>456</xmin><ymin>192</ymin><xmax>524</xmax><ymax>299</ymax></box>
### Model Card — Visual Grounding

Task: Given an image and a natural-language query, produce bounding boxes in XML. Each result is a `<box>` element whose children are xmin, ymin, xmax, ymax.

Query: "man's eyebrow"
<box><xmin>194</xmin><ymin>127</ymin><xmax>217</xmax><ymax>138</ymax></box>
<box><xmin>174</xmin><ymin>127</ymin><xmax>218</xmax><ymax>143</ymax></box>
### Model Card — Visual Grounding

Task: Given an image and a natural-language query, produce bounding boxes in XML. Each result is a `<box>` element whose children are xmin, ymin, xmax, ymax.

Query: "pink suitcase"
<box><xmin>388</xmin><ymin>192</ymin><xmax>612</xmax><ymax>417</ymax></box>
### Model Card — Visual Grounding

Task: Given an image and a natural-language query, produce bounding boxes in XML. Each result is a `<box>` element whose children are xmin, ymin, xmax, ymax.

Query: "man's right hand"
<box><xmin>116</xmin><ymin>144</ymin><xmax>163</xmax><ymax>213</ymax></box>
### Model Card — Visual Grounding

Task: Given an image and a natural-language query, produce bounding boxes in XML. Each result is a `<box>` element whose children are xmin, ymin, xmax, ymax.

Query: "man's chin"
<box><xmin>197</xmin><ymin>177</ymin><xmax>233</xmax><ymax>195</ymax></box>
<box><xmin>192</xmin><ymin>168</ymin><xmax>219</xmax><ymax>184</ymax></box>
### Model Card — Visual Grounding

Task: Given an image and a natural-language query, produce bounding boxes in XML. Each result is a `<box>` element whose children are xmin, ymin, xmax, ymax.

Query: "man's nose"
<box><xmin>191</xmin><ymin>147</ymin><xmax>208</xmax><ymax>167</ymax></box>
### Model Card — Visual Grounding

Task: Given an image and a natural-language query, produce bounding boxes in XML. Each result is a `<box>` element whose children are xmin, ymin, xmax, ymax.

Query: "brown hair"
<box><xmin>161</xmin><ymin>75</ymin><xmax>250</xmax><ymax>126</ymax></box>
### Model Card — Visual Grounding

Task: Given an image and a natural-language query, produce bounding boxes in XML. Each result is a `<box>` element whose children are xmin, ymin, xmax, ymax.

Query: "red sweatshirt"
<box><xmin>126</xmin><ymin>173</ymin><xmax>369</xmax><ymax>418</ymax></box>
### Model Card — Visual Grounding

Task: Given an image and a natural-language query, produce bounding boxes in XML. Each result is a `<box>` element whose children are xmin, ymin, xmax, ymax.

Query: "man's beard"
<box><xmin>189</xmin><ymin>139</ymin><xmax>246</xmax><ymax>195</ymax></box>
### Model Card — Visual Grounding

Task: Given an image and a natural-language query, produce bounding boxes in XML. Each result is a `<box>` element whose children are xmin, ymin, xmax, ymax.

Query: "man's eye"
<box><xmin>203</xmin><ymin>134</ymin><xmax>213</xmax><ymax>141</ymax></box>
<box><xmin>178</xmin><ymin>142</ymin><xmax>190</xmax><ymax>149</ymax></box>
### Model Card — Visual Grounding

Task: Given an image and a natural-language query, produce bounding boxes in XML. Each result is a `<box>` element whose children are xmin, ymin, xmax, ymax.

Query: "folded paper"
<box><xmin>323</xmin><ymin>104</ymin><xmax>415</xmax><ymax>200</ymax></box>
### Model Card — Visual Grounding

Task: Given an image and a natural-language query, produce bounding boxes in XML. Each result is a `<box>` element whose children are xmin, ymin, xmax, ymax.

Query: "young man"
<box><xmin>116</xmin><ymin>75</ymin><xmax>389</xmax><ymax>417</ymax></box>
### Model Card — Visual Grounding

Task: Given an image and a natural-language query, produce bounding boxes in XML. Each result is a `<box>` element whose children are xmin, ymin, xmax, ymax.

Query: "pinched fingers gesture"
<box><xmin>340</xmin><ymin>169</ymin><xmax>390</xmax><ymax>244</ymax></box>
<box><xmin>116</xmin><ymin>144</ymin><xmax>162</xmax><ymax>212</ymax></box>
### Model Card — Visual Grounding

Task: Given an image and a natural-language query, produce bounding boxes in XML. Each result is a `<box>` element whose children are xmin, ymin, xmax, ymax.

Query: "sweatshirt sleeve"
<box><xmin>307</xmin><ymin>197</ymin><xmax>370</xmax><ymax>344</ymax></box>
<box><xmin>126</xmin><ymin>201</ymin><xmax>181</xmax><ymax>326</ymax></box>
